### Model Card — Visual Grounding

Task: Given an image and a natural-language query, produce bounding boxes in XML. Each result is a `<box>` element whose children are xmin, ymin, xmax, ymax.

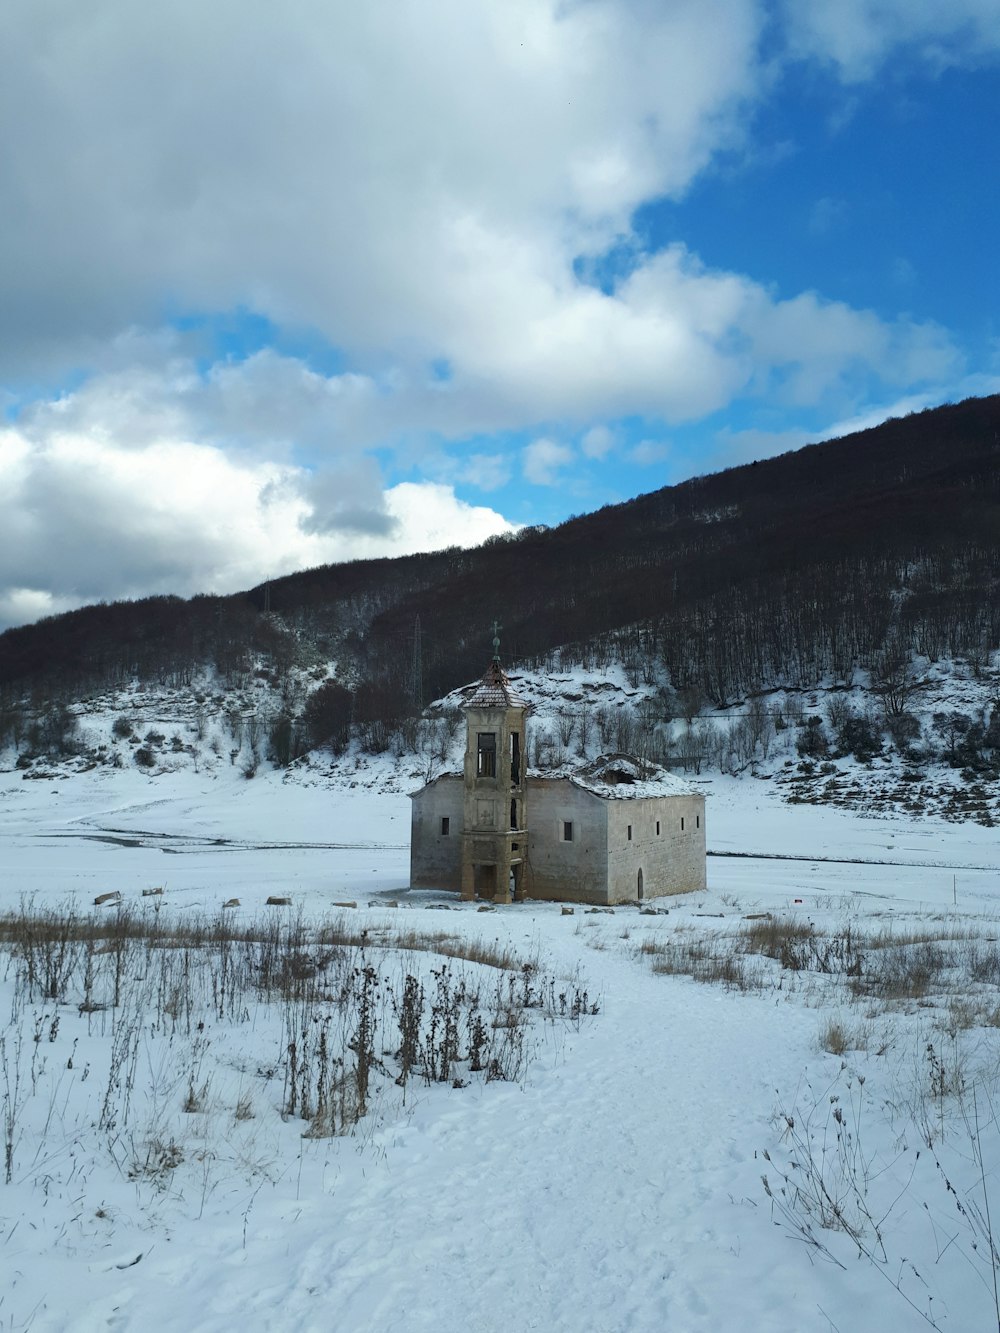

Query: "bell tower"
<box><xmin>460</xmin><ymin>623</ymin><xmax>529</xmax><ymax>903</ymax></box>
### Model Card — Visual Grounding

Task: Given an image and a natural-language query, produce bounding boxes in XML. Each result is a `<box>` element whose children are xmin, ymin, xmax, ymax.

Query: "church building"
<box><xmin>409</xmin><ymin>642</ymin><xmax>707</xmax><ymax>906</ymax></box>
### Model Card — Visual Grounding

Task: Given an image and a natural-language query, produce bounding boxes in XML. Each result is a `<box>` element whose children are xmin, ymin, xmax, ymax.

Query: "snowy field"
<box><xmin>2</xmin><ymin>764</ymin><xmax>1000</xmax><ymax>1332</ymax></box>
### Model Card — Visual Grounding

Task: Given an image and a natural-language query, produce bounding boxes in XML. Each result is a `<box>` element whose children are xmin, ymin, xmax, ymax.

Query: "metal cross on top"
<box><xmin>491</xmin><ymin>619</ymin><xmax>502</xmax><ymax>662</ymax></box>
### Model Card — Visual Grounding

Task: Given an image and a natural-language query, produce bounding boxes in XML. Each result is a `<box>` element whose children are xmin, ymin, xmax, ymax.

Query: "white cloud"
<box><xmin>580</xmin><ymin>425</ymin><xmax>616</xmax><ymax>459</ymax></box>
<box><xmin>14</xmin><ymin>260</ymin><xmax>961</xmax><ymax>478</ymax></box>
<box><xmin>816</xmin><ymin>382</ymin><xmax>1000</xmax><ymax>439</ymax></box>
<box><xmin>629</xmin><ymin>440</ymin><xmax>671</xmax><ymax>466</ymax></box>
<box><xmin>523</xmin><ymin>438</ymin><xmax>574</xmax><ymax>487</ymax></box>
<box><xmin>0</xmin><ymin>3</ymin><xmax>971</xmax><ymax>437</ymax></box>
<box><xmin>712</xmin><ymin>371</ymin><xmax>1000</xmax><ymax>469</ymax></box>
<box><xmin>0</xmin><ymin>246</ymin><xmax>965</xmax><ymax>631</ymax></box>
<box><xmin>808</xmin><ymin>196</ymin><xmax>849</xmax><ymax>237</ymax></box>
<box><xmin>0</xmin><ymin>0</ymin><xmax>764</xmax><ymax>382</ymax></box>
<box><xmin>0</xmin><ymin>0</ymin><xmax>990</xmax><ymax>628</ymax></box>
<box><xmin>382</xmin><ymin>482</ymin><xmax>515</xmax><ymax>553</ymax></box>
<box><xmin>782</xmin><ymin>0</ymin><xmax>1000</xmax><ymax>80</ymax></box>
<box><xmin>0</xmin><ymin>587</ymin><xmax>81</xmax><ymax>630</ymax></box>
<box><xmin>618</xmin><ymin>246</ymin><xmax>960</xmax><ymax>413</ymax></box>
<box><xmin>462</xmin><ymin>453</ymin><xmax>512</xmax><ymax>492</ymax></box>
<box><xmin>890</xmin><ymin>257</ymin><xmax>917</xmax><ymax>289</ymax></box>
<box><xmin>0</xmin><ymin>419</ymin><xmax>514</xmax><ymax>630</ymax></box>
<box><xmin>297</xmin><ymin>461</ymin><xmax>397</xmax><ymax>538</ymax></box>
<box><xmin>19</xmin><ymin>352</ymin><xmax>383</xmax><ymax>459</ymax></box>
<box><xmin>416</xmin><ymin>447</ymin><xmax>512</xmax><ymax>494</ymax></box>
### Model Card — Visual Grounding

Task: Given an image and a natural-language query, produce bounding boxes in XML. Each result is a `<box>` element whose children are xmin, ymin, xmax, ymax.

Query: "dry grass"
<box><xmin>819</xmin><ymin>1016</ymin><xmax>850</xmax><ymax>1055</ymax></box>
<box><xmin>0</xmin><ymin>898</ymin><xmax>583</xmax><ymax>1185</ymax></box>
<box><xmin>818</xmin><ymin>1015</ymin><xmax>873</xmax><ymax>1055</ymax></box>
<box><xmin>741</xmin><ymin>915</ymin><xmax>814</xmax><ymax>959</ymax></box>
<box><xmin>380</xmin><ymin>927</ymin><xmax>524</xmax><ymax>971</ymax></box>
<box><xmin>943</xmin><ymin>996</ymin><xmax>1000</xmax><ymax>1031</ymax></box>
<box><xmin>0</xmin><ymin>901</ymin><xmax>526</xmax><ymax>1008</ymax></box>
<box><xmin>638</xmin><ymin>910</ymin><xmax>1000</xmax><ymax>1030</ymax></box>
<box><xmin>639</xmin><ymin>932</ymin><xmax>766</xmax><ymax>990</ymax></box>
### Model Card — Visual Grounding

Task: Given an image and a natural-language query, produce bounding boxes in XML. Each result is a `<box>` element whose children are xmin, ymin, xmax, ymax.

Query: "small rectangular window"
<box><xmin>656</xmin><ymin>820</ymin><xmax>660</xmax><ymax>836</ymax></box>
<box><xmin>627</xmin><ymin>824</ymin><xmax>632</xmax><ymax>841</ymax></box>
<box><xmin>681</xmin><ymin>817</ymin><xmax>685</xmax><ymax>831</ymax></box>
<box><xmin>562</xmin><ymin>821</ymin><xmax>573</xmax><ymax>842</ymax></box>
<box><xmin>696</xmin><ymin>814</ymin><xmax>700</xmax><ymax>829</ymax></box>
<box><xmin>441</xmin><ymin>817</ymin><xmax>450</xmax><ymax>836</ymax></box>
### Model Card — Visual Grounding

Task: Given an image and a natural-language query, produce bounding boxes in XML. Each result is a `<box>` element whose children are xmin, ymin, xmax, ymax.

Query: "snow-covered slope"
<box><xmin>11</xmin><ymin>651</ymin><xmax>999</xmax><ymax>822</ymax></box>
<box><xmin>2</xmin><ymin>758</ymin><xmax>1000</xmax><ymax>1330</ymax></box>
<box><xmin>3</xmin><ymin>654</ymin><xmax>1000</xmax><ymax>1329</ymax></box>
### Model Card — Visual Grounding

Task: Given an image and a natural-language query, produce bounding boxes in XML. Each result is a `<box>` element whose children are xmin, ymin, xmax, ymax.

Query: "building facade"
<box><xmin>409</xmin><ymin>654</ymin><xmax>707</xmax><ymax>905</ymax></box>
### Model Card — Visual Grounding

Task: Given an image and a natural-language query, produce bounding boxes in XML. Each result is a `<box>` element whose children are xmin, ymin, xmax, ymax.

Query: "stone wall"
<box><xmin>606</xmin><ymin>793</ymin><xmax>706</xmax><ymax>903</ymax></box>
<box><xmin>409</xmin><ymin>775</ymin><xmax>464</xmax><ymax>891</ymax></box>
<box><xmin>525</xmin><ymin>779</ymin><xmax>610</xmax><ymax>904</ymax></box>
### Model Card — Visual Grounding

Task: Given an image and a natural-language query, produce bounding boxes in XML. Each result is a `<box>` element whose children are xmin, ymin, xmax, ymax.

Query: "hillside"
<box><xmin>2</xmin><ymin>647</ymin><xmax>998</xmax><ymax>830</ymax></box>
<box><xmin>1</xmin><ymin>394</ymin><xmax>999</xmax><ymax>809</ymax></box>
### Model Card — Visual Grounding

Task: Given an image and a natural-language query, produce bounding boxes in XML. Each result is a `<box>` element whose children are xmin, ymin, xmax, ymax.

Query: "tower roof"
<box><xmin>464</xmin><ymin>658</ymin><xmax>529</xmax><ymax>710</ymax></box>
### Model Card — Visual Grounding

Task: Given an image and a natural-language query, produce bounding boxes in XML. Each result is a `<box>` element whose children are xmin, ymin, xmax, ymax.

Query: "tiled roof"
<box><xmin>464</xmin><ymin>659</ymin><xmax>529</xmax><ymax>709</ymax></box>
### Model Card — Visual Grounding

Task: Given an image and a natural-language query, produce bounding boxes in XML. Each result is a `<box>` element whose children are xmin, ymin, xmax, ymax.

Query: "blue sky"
<box><xmin>1</xmin><ymin>0</ymin><xmax>999</xmax><ymax>629</ymax></box>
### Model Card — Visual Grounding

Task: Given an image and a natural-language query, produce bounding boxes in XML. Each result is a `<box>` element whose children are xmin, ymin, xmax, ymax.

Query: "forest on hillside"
<box><xmin>1</xmin><ymin>394</ymin><xmax>999</xmax><ymax>760</ymax></box>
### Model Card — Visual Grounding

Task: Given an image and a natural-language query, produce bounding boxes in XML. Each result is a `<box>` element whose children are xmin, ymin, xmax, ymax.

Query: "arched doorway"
<box><xmin>637</xmin><ymin>868</ymin><xmax>644</xmax><ymax>901</ymax></box>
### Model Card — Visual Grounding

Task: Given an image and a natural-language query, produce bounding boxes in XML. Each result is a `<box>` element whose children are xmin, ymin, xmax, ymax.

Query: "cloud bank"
<box><xmin>1</xmin><ymin>0</ymin><xmax>997</xmax><ymax>627</ymax></box>
<box><xmin>0</xmin><ymin>413</ymin><xmax>514</xmax><ymax>628</ymax></box>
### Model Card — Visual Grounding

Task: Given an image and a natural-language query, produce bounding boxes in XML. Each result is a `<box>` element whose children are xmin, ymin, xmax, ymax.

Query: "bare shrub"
<box><xmin>820</xmin><ymin>1018</ymin><xmax>848</xmax><ymax>1056</ymax></box>
<box><xmin>762</xmin><ymin>1076</ymin><xmax>897</xmax><ymax>1277</ymax></box>
<box><xmin>641</xmin><ymin>932</ymin><xmax>763</xmax><ymax>991</ymax></box>
<box><xmin>0</xmin><ymin>901</ymin><xmax>594</xmax><ymax>1176</ymax></box>
<box><xmin>851</xmin><ymin>940</ymin><xmax>949</xmax><ymax>1002</ymax></box>
<box><xmin>945</xmin><ymin>997</ymin><xmax>1000</xmax><ymax>1031</ymax></box>
<box><xmin>741</xmin><ymin>916</ymin><xmax>814</xmax><ymax>961</ymax></box>
<box><xmin>1</xmin><ymin>1028</ymin><xmax>25</xmax><ymax>1183</ymax></box>
<box><xmin>393</xmin><ymin>974</ymin><xmax>424</xmax><ymax>1090</ymax></box>
<box><xmin>128</xmin><ymin>1136</ymin><xmax>184</xmax><ymax>1183</ymax></box>
<box><xmin>826</xmin><ymin>694</ymin><xmax>852</xmax><ymax>730</ymax></box>
<box><xmin>384</xmin><ymin>928</ymin><xmax>524</xmax><ymax>972</ymax></box>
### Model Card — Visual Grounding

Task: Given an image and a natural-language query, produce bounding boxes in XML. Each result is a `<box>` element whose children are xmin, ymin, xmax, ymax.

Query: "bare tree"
<box><xmin>825</xmin><ymin>693</ymin><xmax>852</xmax><ymax>731</ymax></box>
<box><xmin>746</xmin><ymin>698</ymin><xmax>775</xmax><ymax>760</ymax></box>
<box><xmin>679</xmin><ymin>685</ymin><xmax>704</xmax><ymax>726</ymax></box>
<box><xmin>870</xmin><ymin>643</ymin><xmax>921</xmax><ymax>717</ymax></box>
<box><xmin>595</xmin><ymin>707</ymin><xmax>616</xmax><ymax>751</ymax></box>
<box><xmin>557</xmin><ymin>712</ymin><xmax>575</xmax><ymax>747</ymax></box>
<box><xmin>678</xmin><ymin>721</ymin><xmax>706</xmax><ymax>774</ymax></box>
<box><xmin>614</xmin><ymin>706</ymin><xmax>637</xmax><ymax>754</ymax></box>
<box><xmin>577</xmin><ymin>705</ymin><xmax>593</xmax><ymax>758</ymax></box>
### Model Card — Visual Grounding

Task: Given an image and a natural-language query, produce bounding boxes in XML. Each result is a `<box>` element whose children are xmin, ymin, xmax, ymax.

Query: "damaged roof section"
<box><xmin>537</xmin><ymin>753</ymin><xmax>699</xmax><ymax>800</ymax></box>
<box><xmin>463</xmin><ymin>659</ymin><xmax>530</xmax><ymax>710</ymax></box>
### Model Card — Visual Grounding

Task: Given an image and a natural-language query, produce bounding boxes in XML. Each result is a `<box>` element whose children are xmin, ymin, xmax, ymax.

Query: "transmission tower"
<box><xmin>412</xmin><ymin>614</ymin><xmax>423</xmax><ymax>711</ymax></box>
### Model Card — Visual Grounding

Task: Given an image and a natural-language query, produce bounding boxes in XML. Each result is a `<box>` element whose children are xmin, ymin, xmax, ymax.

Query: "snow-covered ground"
<box><xmin>3</xmin><ymin>760</ymin><xmax>1000</xmax><ymax>1332</ymax></box>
